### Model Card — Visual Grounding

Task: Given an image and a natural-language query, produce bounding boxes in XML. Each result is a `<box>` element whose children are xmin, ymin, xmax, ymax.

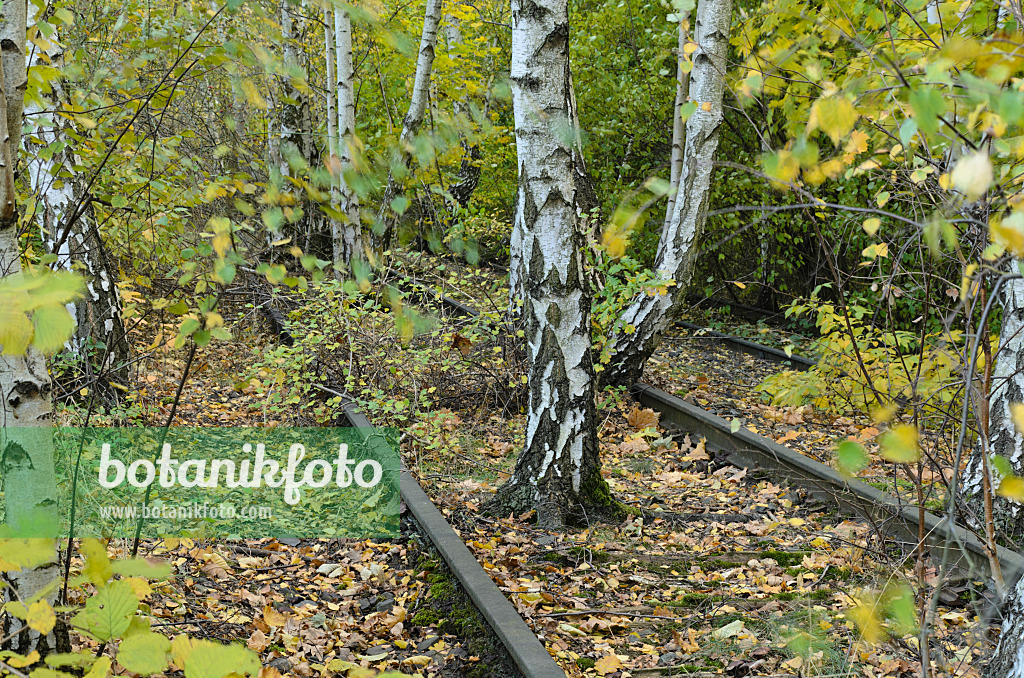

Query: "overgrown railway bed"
<box><xmin>371</xmin><ymin>268</ymin><xmax>1023</xmax><ymax>676</ymax></box>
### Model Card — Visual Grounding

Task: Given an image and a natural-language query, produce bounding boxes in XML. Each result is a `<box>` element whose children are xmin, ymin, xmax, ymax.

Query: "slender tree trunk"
<box><xmin>24</xmin><ymin>7</ymin><xmax>129</xmax><ymax>396</ymax></box>
<box><xmin>663</xmin><ymin>16</ymin><xmax>689</xmax><ymax>231</ymax></box>
<box><xmin>598</xmin><ymin>0</ymin><xmax>734</xmax><ymax>388</ymax></box>
<box><xmin>960</xmin><ymin>270</ymin><xmax>1024</xmax><ymax>544</ymax></box>
<box><xmin>442</xmin><ymin>9</ymin><xmax>481</xmax><ymax>211</ymax></box>
<box><xmin>986</xmin><ymin>573</ymin><xmax>1024</xmax><ymax>678</ymax></box>
<box><xmin>376</xmin><ymin>0</ymin><xmax>443</xmax><ymax>247</ymax></box>
<box><xmin>485</xmin><ymin>0</ymin><xmax>618</xmax><ymax>529</ymax></box>
<box><xmin>0</xmin><ymin>0</ymin><xmax>67</xmax><ymax>656</ymax></box>
<box><xmin>333</xmin><ymin>7</ymin><xmax>362</xmax><ymax>268</ymax></box>
<box><xmin>273</xmin><ymin>0</ymin><xmax>331</xmax><ymax>258</ymax></box>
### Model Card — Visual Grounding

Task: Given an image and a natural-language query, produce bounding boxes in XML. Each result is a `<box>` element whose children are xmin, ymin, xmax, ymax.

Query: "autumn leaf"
<box><xmin>879</xmin><ymin>424</ymin><xmax>920</xmax><ymax>463</ymax></box>
<box><xmin>594</xmin><ymin>654</ymin><xmax>623</xmax><ymax>675</ymax></box>
<box><xmin>809</xmin><ymin>95</ymin><xmax>858</xmax><ymax>144</ymax></box>
<box><xmin>27</xmin><ymin>600</ymin><xmax>56</xmax><ymax>635</ymax></box>
<box><xmin>997</xmin><ymin>475</ymin><xmax>1024</xmax><ymax>502</ymax></box>
<box><xmin>261</xmin><ymin>605</ymin><xmax>287</xmax><ymax>627</ymax></box>
<box><xmin>626</xmin><ymin>406</ymin><xmax>660</xmax><ymax>430</ymax></box>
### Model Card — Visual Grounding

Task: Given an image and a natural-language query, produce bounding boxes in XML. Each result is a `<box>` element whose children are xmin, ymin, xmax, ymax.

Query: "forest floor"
<box><xmin>54</xmin><ymin>255</ymin><xmax>1000</xmax><ymax>678</ymax></box>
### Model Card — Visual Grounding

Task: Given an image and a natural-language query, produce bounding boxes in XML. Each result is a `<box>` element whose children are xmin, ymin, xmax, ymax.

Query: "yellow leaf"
<box><xmin>262</xmin><ymin>605</ymin><xmax>287</xmax><ymax>627</ymax></box>
<box><xmin>849</xmin><ymin>597</ymin><xmax>886</xmax><ymax>643</ymax></box>
<box><xmin>862</xmin><ymin>218</ymin><xmax>881</xmax><ymax>236</ymax></box>
<box><xmin>992</xmin><ymin>212</ymin><xmax>1024</xmax><ymax>257</ymax></box>
<box><xmin>6</xmin><ymin>651</ymin><xmax>39</xmax><ymax>668</ymax></box>
<box><xmin>997</xmin><ymin>475</ymin><xmax>1024</xmax><ymax>501</ymax></box>
<box><xmin>85</xmin><ymin>656</ymin><xmax>111</xmax><ymax>678</ymax></box>
<box><xmin>733</xmin><ymin>281</ymin><xmax>747</xmax><ymax>289</ymax></box>
<box><xmin>27</xmin><ymin>599</ymin><xmax>55</xmax><ymax>635</ymax></box>
<box><xmin>683</xmin><ymin>42</ymin><xmax>698</xmax><ymax>54</ymax></box>
<box><xmin>595</xmin><ymin>654</ymin><xmax>624</xmax><ymax>675</ymax></box>
<box><xmin>809</xmin><ymin>96</ymin><xmax>858</xmax><ymax>144</ymax></box>
<box><xmin>1010</xmin><ymin>403</ymin><xmax>1024</xmax><ymax>434</ymax></box>
<box><xmin>844</xmin><ymin>129</ymin><xmax>869</xmax><ymax>155</ymax></box>
<box><xmin>879</xmin><ymin>424</ymin><xmax>920</xmax><ymax>463</ymax></box>
<box><xmin>212</xmin><ymin>232</ymin><xmax>231</xmax><ymax>258</ymax></box>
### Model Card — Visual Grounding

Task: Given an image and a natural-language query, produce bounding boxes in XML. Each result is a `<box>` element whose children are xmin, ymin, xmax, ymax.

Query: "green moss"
<box><xmin>412</xmin><ymin>610</ymin><xmax>439</xmax><ymax>626</ymax></box>
<box><xmin>580</xmin><ymin>470</ymin><xmax>627</xmax><ymax>522</ymax></box>
<box><xmin>430</xmin><ymin>581</ymin><xmax>455</xmax><ymax>599</ymax></box>
<box><xmin>576</xmin><ymin>658</ymin><xmax>596</xmax><ymax>670</ymax></box>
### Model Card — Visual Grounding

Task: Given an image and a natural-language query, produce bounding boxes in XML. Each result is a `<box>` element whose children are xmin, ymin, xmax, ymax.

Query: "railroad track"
<box><xmin>337</xmin><ymin>395</ymin><xmax>567</xmax><ymax>677</ymax></box>
<box><xmin>390</xmin><ymin>276</ymin><xmax>1024</xmax><ymax>586</ymax></box>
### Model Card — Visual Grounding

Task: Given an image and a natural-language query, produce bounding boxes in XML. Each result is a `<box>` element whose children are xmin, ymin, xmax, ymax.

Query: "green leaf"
<box><xmin>117</xmin><ymin>632</ymin><xmax>171</xmax><ymax>675</ymax></box>
<box><xmin>0</xmin><ymin>537</ymin><xmax>56</xmax><ymax>571</ymax></box>
<box><xmin>730</xmin><ymin>418</ymin><xmax>741</xmax><ymax>433</ymax></box>
<box><xmin>390</xmin><ymin>196</ymin><xmax>410</xmax><ymax>216</ymax></box>
<box><xmin>33</xmin><ymin>304</ymin><xmax>76</xmax><ymax>354</ymax></box>
<box><xmin>836</xmin><ymin>440</ymin><xmax>869</xmax><ymax>477</ymax></box>
<box><xmin>885</xmin><ymin>585</ymin><xmax>918</xmax><ymax>636</ymax></box>
<box><xmin>183</xmin><ymin>642</ymin><xmax>259</xmax><ymax>678</ymax></box>
<box><xmin>110</xmin><ymin>558</ymin><xmax>172</xmax><ymax>581</ymax></box>
<box><xmin>909</xmin><ymin>87</ymin><xmax>944</xmax><ymax>135</ymax></box>
<box><xmin>72</xmin><ymin>580</ymin><xmax>137</xmax><ymax>642</ymax></box>
<box><xmin>45</xmin><ymin>653</ymin><xmax>97</xmax><ymax>669</ymax></box>
<box><xmin>81</xmin><ymin>539</ymin><xmax>113</xmax><ymax>587</ymax></box>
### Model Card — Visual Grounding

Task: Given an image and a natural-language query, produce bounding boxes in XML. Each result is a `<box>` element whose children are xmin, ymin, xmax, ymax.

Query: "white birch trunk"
<box><xmin>24</xmin><ymin>5</ymin><xmax>129</xmax><ymax>393</ymax></box>
<box><xmin>487</xmin><ymin>0</ymin><xmax>615</xmax><ymax>528</ymax></box>
<box><xmin>599</xmin><ymin>0</ymin><xmax>734</xmax><ymax>388</ymax></box>
<box><xmin>986</xmin><ymin>573</ymin><xmax>1024</xmax><ymax>678</ymax></box>
<box><xmin>273</xmin><ymin>0</ymin><xmax>331</xmax><ymax>257</ymax></box>
<box><xmin>377</xmin><ymin>0</ymin><xmax>443</xmax><ymax>245</ymax></box>
<box><xmin>0</xmin><ymin>0</ymin><xmax>65</xmax><ymax>656</ymax></box>
<box><xmin>663</xmin><ymin>16</ymin><xmax>689</xmax><ymax>231</ymax></box>
<box><xmin>508</xmin><ymin>67</ymin><xmax>594</xmax><ymax>308</ymax></box>
<box><xmin>961</xmin><ymin>271</ymin><xmax>1024</xmax><ymax>544</ymax></box>
<box><xmin>333</xmin><ymin>7</ymin><xmax>362</xmax><ymax>268</ymax></box>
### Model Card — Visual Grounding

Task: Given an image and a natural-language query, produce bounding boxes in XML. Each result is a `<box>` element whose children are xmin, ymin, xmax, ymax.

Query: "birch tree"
<box><xmin>24</xmin><ymin>3</ymin><xmax>129</xmax><ymax>395</ymax></box>
<box><xmin>486</xmin><ymin>0</ymin><xmax>617</xmax><ymax>528</ymax></box>
<box><xmin>377</xmin><ymin>0</ymin><xmax>442</xmax><ymax>246</ymax></box>
<box><xmin>0</xmin><ymin>0</ymin><xmax>68</xmax><ymax>655</ymax></box>
<box><xmin>986</xmin><ymin>572</ymin><xmax>1024</xmax><ymax>678</ymax></box>
<box><xmin>663</xmin><ymin>14</ymin><xmax>689</xmax><ymax>231</ymax></box>
<box><xmin>272</xmin><ymin>0</ymin><xmax>330</xmax><ymax>257</ymax></box>
<box><xmin>332</xmin><ymin>5</ymin><xmax>362</xmax><ymax>268</ymax></box>
<box><xmin>599</xmin><ymin>0</ymin><xmax>734</xmax><ymax>388</ymax></box>
<box><xmin>960</xmin><ymin>271</ymin><xmax>1024</xmax><ymax>545</ymax></box>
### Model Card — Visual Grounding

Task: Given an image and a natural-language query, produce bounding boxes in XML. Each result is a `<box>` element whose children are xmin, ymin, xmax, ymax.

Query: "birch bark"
<box><xmin>662</xmin><ymin>15</ymin><xmax>689</xmax><ymax>231</ymax></box>
<box><xmin>960</xmin><ymin>269</ymin><xmax>1024</xmax><ymax>545</ymax></box>
<box><xmin>486</xmin><ymin>0</ymin><xmax>617</xmax><ymax>528</ymax></box>
<box><xmin>377</xmin><ymin>0</ymin><xmax>442</xmax><ymax>246</ymax></box>
<box><xmin>985</xmin><ymin>572</ymin><xmax>1024</xmax><ymax>678</ymax></box>
<box><xmin>0</xmin><ymin>0</ymin><xmax>67</xmax><ymax>656</ymax></box>
<box><xmin>333</xmin><ymin>6</ymin><xmax>362</xmax><ymax>268</ymax></box>
<box><xmin>24</xmin><ymin>5</ymin><xmax>129</xmax><ymax>394</ymax></box>
<box><xmin>599</xmin><ymin>0</ymin><xmax>733</xmax><ymax>388</ymax></box>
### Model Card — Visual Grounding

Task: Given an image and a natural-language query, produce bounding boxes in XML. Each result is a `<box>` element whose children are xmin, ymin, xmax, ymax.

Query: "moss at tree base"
<box><xmin>482</xmin><ymin>469</ymin><xmax>625</xmax><ymax>528</ymax></box>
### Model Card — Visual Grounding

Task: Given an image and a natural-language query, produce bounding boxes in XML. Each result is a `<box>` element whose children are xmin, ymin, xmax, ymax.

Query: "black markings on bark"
<box><xmin>1</xmin><ymin>441</ymin><xmax>32</xmax><ymax>471</ymax></box>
